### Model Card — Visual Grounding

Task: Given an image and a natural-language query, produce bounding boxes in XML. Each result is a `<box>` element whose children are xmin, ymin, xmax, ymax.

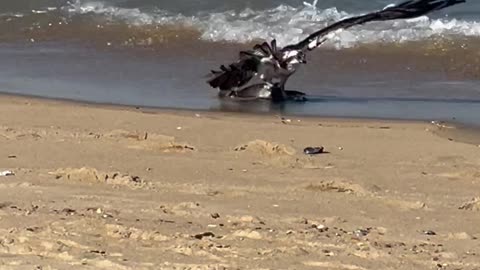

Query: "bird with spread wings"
<box><xmin>207</xmin><ymin>0</ymin><xmax>465</xmax><ymax>102</ymax></box>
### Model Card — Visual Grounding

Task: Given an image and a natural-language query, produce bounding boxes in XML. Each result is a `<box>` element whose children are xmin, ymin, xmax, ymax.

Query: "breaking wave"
<box><xmin>1</xmin><ymin>0</ymin><xmax>480</xmax><ymax>49</ymax></box>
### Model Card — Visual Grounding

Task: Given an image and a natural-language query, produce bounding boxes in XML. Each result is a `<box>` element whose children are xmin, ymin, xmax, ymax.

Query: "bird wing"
<box><xmin>284</xmin><ymin>0</ymin><xmax>466</xmax><ymax>52</ymax></box>
<box><xmin>207</xmin><ymin>40</ymin><xmax>279</xmax><ymax>91</ymax></box>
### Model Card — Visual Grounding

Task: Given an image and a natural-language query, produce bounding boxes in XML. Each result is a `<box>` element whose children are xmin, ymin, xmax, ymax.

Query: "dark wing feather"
<box><xmin>284</xmin><ymin>0</ymin><xmax>465</xmax><ymax>51</ymax></box>
<box><xmin>207</xmin><ymin>40</ymin><xmax>281</xmax><ymax>91</ymax></box>
<box><xmin>207</xmin><ymin>52</ymin><xmax>263</xmax><ymax>91</ymax></box>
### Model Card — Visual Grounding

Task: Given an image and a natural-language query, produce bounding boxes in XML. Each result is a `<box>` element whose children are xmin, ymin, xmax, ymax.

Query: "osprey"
<box><xmin>207</xmin><ymin>0</ymin><xmax>465</xmax><ymax>102</ymax></box>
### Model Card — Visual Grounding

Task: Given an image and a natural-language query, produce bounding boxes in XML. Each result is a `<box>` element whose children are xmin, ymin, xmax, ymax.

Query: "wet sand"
<box><xmin>0</xmin><ymin>95</ymin><xmax>479</xmax><ymax>270</ymax></box>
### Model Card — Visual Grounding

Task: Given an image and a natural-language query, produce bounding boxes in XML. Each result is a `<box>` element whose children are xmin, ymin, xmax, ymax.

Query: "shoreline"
<box><xmin>2</xmin><ymin>40</ymin><xmax>480</xmax><ymax>127</ymax></box>
<box><xmin>1</xmin><ymin>92</ymin><xmax>479</xmax><ymax>146</ymax></box>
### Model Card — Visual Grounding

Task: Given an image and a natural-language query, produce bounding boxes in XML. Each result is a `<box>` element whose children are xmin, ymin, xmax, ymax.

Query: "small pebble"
<box><xmin>354</xmin><ymin>228</ymin><xmax>370</xmax><ymax>237</ymax></box>
<box><xmin>316</xmin><ymin>224</ymin><xmax>328</xmax><ymax>232</ymax></box>
<box><xmin>423</xmin><ymin>230</ymin><xmax>437</xmax><ymax>236</ymax></box>
<box><xmin>176</xmin><ymin>126</ymin><xmax>182</xmax><ymax>130</ymax></box>
<box><xmin>304</xmin><ymin>147</ymin><xmax>324</xmax><ymax>155</ymax></box>
<box><xmin>0</xmin><ymin>170</ymin><xmax>15</xmax><ymax>177</ymax></box>
<box><xmin>194</xmin><ymin>232</ymin><xmax>215</xmax><ymax>240</ymax></box>
<box><xmin>281</xmin><ymin>118</ymin><xmax>292</xmax><ymax>124</ymax></box>
<box><xmin>323</xmin><ymin>250</ymin><xmax>335</xmax><ymax>256</ymax></box>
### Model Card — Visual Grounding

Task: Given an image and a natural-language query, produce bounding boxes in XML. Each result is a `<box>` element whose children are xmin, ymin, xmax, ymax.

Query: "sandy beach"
<box><xmin>0</xmin><ymin>95</ymin><xmax>479</xmax><ymax>270</ymax></box>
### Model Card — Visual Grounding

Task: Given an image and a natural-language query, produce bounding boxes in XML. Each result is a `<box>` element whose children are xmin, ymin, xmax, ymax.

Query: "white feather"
<box><xmin>383</xmin><ymin>3</ymin><xmax>396</xmax><ymax>10</ymax></box>
<box><xmin>283</xmin><ymin>50</ymin><xmax>299</xmax><ymax>58</ymax></box>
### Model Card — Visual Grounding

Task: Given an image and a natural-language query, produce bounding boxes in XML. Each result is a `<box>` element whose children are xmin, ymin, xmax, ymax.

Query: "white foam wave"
<box><xmin>66</xmin><ymin>0</ymin><xmax>480</xmax><ymax>48</ymax></box>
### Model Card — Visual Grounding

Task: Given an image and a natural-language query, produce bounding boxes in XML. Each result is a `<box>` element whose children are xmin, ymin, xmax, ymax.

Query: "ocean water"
<box><xmin>0</xmin><ymin>0</ymin><xmax>480</xmax><ymax>125</ymax></box>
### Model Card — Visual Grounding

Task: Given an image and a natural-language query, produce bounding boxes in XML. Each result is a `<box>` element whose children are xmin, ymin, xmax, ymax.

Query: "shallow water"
<box><xmin>0</xmin><ymin>0</ymin><xmax>479</xmax><ymax>125</ymax></box>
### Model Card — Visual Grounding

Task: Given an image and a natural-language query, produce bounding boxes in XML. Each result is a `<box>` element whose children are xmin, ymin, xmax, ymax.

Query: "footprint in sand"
<box><xmin>0</xmin><ymin>126</ymin><xmax>44</xmax><ymax>140</ymax></box>
<box><xmin>104</xmin><ymin>129</ymin><xmax>195</xmax><ymax>153</ymax></box>
<box><xmin>304</xmin><ymin>179</ymin><xmax>369</xmax><ymax>196</ymax></box>
<box><xmin>436</xmin><ymin>170</ymin><xmax>480</xmax><ymax>180</ymax></box>
<box><xmin>105</xmin><ymin>224</ymin><xmax>170</xmax><ymax>242</ymax></box>
<box><xmin>50</xmin><ymin>167</ymin><xmax>151</xmax><ymax>189</ymax></box>
<box><xmin>459</xmin><ymin>197</ymin><xmax>480</xmax><ymax>211</ymax></box>
<box><xmin>234</xmin><ymin>140</ymin><xmax>296</xmax><ymax>156</ymax></box>
<box><xmin>234</xmin><ymin>140</ymin><xmax>321</xmax><ymax>168</ymax></box>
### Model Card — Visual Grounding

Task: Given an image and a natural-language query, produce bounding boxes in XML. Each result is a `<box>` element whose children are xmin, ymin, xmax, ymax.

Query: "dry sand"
<box><xmin>0</xmin><ymin>95</ymin><xmax>479</xmax><ymax>270</ymax></box>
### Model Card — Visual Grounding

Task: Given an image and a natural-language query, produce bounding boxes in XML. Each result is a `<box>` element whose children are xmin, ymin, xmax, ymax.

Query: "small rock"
<box><xmin>300</xmin><ymin>218</ymin><xmax>309</xmax><ymax>224</ymax></box>
<box><xmin>102</xmin><ymin>213</ymin><xmax>113</xmax><ymax>219</ymax></box>
<box><xmin>89</xmin><ymin>250</ymin><xmax>106</xmax><ymax>255</ymax></box>
<box><xmin>315</xmin><ymin>224</ymin><xmax>328</xmax><ymax>232</ymax></box>
<box><xmin>354</xmin><ymin>228</ymin><xmax>371</xmax><ymax>237</ymax></box>
<box><xmin>194</xmin><ymin>232</ymin><xmax>215</xmax><ymax>240</ymax></box>
<box><xmin>304</xmin><ymin>147</ymin><xmax>324</xmax><ymax>155</ymax></box>
<box><xmin>323</xmin><ymin>250</ymin><xmax>335</xmax><ymax>256</ymax></box>
<box><xmin>286</xmin><ymin>230</ymin><xmax>294</xmax><ymax>235</ymax></box>
<box><xmin>207</xmin><ymin>224</ymin><xmax>217</xmax><ymax>228</ymax></box>
<box><xmin>0</xmin><ymin>170</ymin><xmax>15</xmax><ymax>177</ymax></box>
<box><xmin>423</xmin><ymin>230</ymin><xmax>437</xmax><ymax>236</ymax></box>
<box><xmin>281</xmin><ymin>118</ymin><xmax>292</xmax><ymax>124</ymax></box>
<box><xmin>338</xmin><ymin>147</ymin><xmax>343</xmax><ymax>150</ymax></box>
<box><xmin>176</xmin><ymin>126</ymin><xmax>182</xmax><ymax>130</ymax></box>
<box><xmin>61</xmin><ymin>208</ymin><xmax>76</xmax><ymax>215</ymax></box>
<box><xmin>211</xmin><ymin>213</ymin><xmax>220</xmax><ymax>219</ymax></box>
